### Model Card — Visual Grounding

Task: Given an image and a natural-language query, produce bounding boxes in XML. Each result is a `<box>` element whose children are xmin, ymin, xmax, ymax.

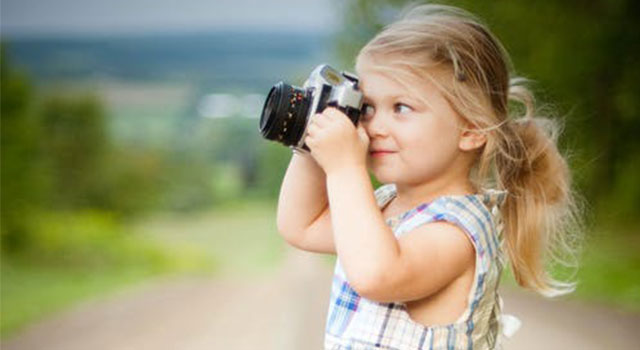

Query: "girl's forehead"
<box><xmin>357</xmin><ymin>66</ymin><xmax>438</xmax><ymax>102</ymax></box>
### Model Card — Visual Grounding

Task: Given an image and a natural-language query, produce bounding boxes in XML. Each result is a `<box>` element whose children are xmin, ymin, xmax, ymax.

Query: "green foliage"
<box><xmin>251</xmin><ymin>140</ymin><xmax>294</xmax><ymax>198</ymax></box>
<box><xmin>209</xmin><ymin>162</ymin><xmax>244</xmax><ymax>201</ymax></box>
<box><xmin>1</xmin><ymin>45</ymin><xmax>48</xmax><ymax>251</ymax></box>
<box><xmin>38</xmin><ymin>94</ymin><xmax>110</xmax><ymax>209</ymax></box>
<box><xmin>12</xmin><ymin>210</ymin><xmax>212</xmax><ymax>271</ymax></box>
<box><xmin>574</xmin><ymin>228</ymin><xmax>640</xmax><ymax>311</ymax></box>
<box><xmin>1</xmin><ymin>47</ymin><xmax>217</xmax><ymax>253</ymax></box>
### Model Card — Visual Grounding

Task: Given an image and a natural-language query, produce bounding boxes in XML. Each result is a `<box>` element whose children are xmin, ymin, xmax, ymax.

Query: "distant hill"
<box><xmin>3</xmin><ymin>31</ymin><xmax>334</xmax><ymax>92</ymax></box>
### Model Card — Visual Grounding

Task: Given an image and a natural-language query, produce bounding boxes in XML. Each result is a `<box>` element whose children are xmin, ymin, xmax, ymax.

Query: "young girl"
<box><xmin>277</xmin><ymin>3</ymin><xmax>582</xmax><ymax>349</ymax></box>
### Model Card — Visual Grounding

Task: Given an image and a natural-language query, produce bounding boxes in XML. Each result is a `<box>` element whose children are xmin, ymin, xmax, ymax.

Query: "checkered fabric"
<box><xmin>324</xmin><ymin>184</ymin><xmax>509</xmax><ymax>350</ymax></box>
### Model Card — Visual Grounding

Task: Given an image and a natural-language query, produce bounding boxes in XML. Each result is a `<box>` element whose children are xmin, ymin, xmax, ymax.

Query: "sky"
<box><xmin>1</xmin><ymin>0</ymin><xmax>339</xmax><ymax>37</ymax></box>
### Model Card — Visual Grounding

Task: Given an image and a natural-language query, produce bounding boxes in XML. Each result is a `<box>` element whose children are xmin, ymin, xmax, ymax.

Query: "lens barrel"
<box><xmin>259</xmin><ymin>82</ymin><xmax>310</xmax><ymax>147</ymax></box>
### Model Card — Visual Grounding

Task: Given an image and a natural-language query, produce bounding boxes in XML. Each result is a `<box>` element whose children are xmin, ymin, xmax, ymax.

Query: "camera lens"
<box><xmin>259</xmin><ymin>82</ymin><xmax>310</xmax><ymax>147</ymax></box>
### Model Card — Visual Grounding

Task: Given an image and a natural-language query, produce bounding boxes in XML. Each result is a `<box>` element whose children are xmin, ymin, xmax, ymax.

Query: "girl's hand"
<box><xmin>305</xmin><ymin>107</ymin><xmax>370</xmax><ymax>175</ymax></box>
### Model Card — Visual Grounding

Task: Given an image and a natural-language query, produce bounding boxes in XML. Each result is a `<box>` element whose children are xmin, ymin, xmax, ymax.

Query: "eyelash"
<box><xmin>395</xmin><ymin>103</ymin><xmax>412</xmax><ymax>114</ymax></box>
<box><xmin>362</xmin><ymin>103</ymin><xmax>413</xmax><ymax>118</ymax></box>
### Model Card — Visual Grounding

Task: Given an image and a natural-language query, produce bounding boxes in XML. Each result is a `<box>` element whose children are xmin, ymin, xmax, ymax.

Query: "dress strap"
<box><xmin>374</xmin><ymin>183</ymin><xmax>397</xmax><ymax>209</ymax></box>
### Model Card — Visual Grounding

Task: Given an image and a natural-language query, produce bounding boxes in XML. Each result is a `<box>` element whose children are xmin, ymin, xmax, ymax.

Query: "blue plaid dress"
<box><xmin>324</xmin><ymin>183</ymin><xmax>512</xmax><ymax>350</ymax></box>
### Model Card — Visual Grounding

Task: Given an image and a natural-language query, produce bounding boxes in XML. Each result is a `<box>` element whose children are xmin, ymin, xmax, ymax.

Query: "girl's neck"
<box><xmin>393</xmin><ymin>176</ymin><xmax>477</xmax><ymax>213</ymax></box>
<box><xmin>391</xmin><ymin>151</ymin><xmax>479</xmax><ymax>211</ymax></box>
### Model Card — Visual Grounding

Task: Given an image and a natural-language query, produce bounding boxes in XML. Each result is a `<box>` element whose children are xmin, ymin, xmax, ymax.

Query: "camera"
<box><xmin>259</xmin><ymin>64</ymin><xmax>364</xmax><ymax>153</ymax></box>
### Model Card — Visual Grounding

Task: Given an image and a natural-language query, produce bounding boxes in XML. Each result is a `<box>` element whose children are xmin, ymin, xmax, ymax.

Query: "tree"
<box><xmin>1</xmin><ymin>44</ymin><xmax>47</xmax><ymax>251</ymax></box>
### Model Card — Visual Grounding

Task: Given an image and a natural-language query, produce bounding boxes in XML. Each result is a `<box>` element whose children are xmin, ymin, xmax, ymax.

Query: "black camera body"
<box><xmin>259</xmin><ymin>64</ymin><xmax>364</xmax><ymax>153</ymax></box>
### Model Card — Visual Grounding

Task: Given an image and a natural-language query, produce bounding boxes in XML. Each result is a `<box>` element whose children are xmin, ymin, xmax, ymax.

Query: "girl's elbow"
<box><xmin>276</xmin><ymin>206</ymin><xmax>299</xmax><ymax>237</ymax></box>
<box><xmin>349</xmin><ymin>271</ymin><xmax>396</xmax><ymax>303</ymax></box>
<box><xmin>275</xmin><ymin>205</ymin><xmax>288</xmax><ymax>231</ymax></box>
<box><xmin>353</xmin><ymin>282</ymin><xmax>396</xmax><ymax>303</ymax></box>
<box><xmin>276</xmin><ymin>216</ymin><xmax>312</xmax><ymax>250</ymax></box>
<box><xmin>276</xmin><ymin>226</ymin><xmax>301</xmax><ymax>248</ymax></box>
<box><xmin>276</xmin><ymin>213</ymin><xmax>299</xmax><ymax>245</ymax></box>
<box><xmin>275</xmin><ymin>213</ymin><xmax>289</xmax><ymax>238</ymax></box>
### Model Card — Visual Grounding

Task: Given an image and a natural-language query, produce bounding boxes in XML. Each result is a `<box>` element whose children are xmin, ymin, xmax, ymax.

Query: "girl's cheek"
<box><xmin>397</xmin><ymin>121</ymin><xmax>425</xmax><ymax>140</ymax></box>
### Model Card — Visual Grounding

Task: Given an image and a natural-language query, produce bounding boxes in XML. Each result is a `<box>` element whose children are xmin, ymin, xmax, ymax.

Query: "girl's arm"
<box><xmin>276</xmin><ymin>152</ymin><xmax>336</xmax><ymax>254</ymax></box>
<box><xmin>326</xmin><ymin>166</ymin><xmax>474</xmax><ymax>303</ymax></box>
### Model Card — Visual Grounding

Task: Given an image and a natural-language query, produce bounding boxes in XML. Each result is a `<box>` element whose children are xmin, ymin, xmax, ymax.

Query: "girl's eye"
<box><xmin>394</xmin><ymin>103</ymin><xmax>412</xmax><ymax>114</ymax></box>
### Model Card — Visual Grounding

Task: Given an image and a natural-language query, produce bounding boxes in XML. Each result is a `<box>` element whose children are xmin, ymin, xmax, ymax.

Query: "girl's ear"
<box><xmin>459</xmin><ymin>125</ymin><xmax>487</xmax><ymax>151</ymax></box>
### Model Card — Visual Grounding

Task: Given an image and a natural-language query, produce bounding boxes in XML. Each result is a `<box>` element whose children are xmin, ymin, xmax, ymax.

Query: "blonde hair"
<box><xmin>356</xmin><ymin>3</ymin><xmax>583</xmax><ymax>297</ymax></box>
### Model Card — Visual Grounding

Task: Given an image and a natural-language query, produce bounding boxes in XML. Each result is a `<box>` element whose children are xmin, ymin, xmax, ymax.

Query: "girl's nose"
<box><xmin>363</xmin><ymin>114</ymin><xmax>389</xmax><ymax>138</ymax></box>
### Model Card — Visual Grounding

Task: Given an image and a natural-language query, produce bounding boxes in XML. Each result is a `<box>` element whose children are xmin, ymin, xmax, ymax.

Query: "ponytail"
<box><xmin>496</xmin><ymin>78</ymin><xmax>583</xmax><ymax>296</ymax></box>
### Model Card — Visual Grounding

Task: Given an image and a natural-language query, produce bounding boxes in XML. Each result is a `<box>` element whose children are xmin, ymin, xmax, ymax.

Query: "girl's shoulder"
<box><xmin>374</xmin><ymin>183</ymin><xmax>507</xmax><ymax>217</ymax></box>
<box><xmin>375</xmin><ymin>183</ymin><xmax>508</xmax><ymax>258</ymax></box>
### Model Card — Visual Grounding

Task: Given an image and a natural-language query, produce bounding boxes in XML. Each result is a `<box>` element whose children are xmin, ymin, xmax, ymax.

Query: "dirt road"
<box><xmin>3</xmin><ymin>248</ymin><xmax>639</xmax><ymax>350</ymax></box>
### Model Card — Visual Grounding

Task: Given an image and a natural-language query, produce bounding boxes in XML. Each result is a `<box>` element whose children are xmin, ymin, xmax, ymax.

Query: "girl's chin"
<box><xmin>369</xmin><ymin>168</ymin><xmax>395</xmax><ymax>184</ymax></box>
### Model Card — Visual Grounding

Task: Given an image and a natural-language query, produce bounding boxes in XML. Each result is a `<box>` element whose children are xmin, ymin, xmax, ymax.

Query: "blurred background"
<box><xmin>1</xmin><ymin>0</ymin><xmax>639</xmax><ymax>348</ymax></box>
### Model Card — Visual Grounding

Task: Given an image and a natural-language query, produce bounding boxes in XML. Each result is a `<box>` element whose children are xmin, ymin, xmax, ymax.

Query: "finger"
<box><xmin>311</xmin><ymin>116</ymin><xmax>329</xmax><ymax>131</ymax></box>
<box><xmin>323</xmin><ymin>107</ymin><xmax>339</xmax><ymax>120</ymax></box>
<box><xmin>308</xmin><ymin>115</ymin><xmax>324</xmax><ymax>133</ymax></box>
<box><xmin>310</xmin><ymin>113</ymin><xmax>326</xmax><ymax>127</ymax></box>
<box><xmin>325</xmin><ymin>107</ymin><xmax>348</xmax><ymax>121</ymax></box>
<box><xmin>305</xmin><ymin>134</ymin><xmax>315</xmax><ymax>148</ymax></box>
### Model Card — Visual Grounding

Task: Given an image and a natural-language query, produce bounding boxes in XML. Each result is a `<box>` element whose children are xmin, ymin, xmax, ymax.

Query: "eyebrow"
<box><xmin>363</xmin><ymin>94</ymin><xmax>419</xmax><ymax>104</ymax></box>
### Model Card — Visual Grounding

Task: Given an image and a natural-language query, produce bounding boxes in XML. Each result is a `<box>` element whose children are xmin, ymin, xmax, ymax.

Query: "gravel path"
<box><xmin>3</xmin><ymin>248</ymin><xmax>639</xmax><ymax>350</ymax></box>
